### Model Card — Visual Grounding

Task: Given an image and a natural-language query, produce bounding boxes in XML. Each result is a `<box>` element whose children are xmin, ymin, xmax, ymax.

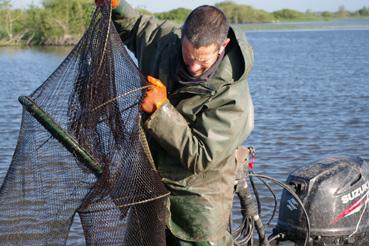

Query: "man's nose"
<box><xmin>188</xmin><ymin>62</ymin><xmax>202</xmax><ymax>73</ymax></box>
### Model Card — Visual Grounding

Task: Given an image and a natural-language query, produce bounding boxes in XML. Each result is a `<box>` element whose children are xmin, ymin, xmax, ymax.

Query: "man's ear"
<box><xmin>219</xmin><ymin>38</ymin><xmax>230</xmax><ymax>54</ymax></box>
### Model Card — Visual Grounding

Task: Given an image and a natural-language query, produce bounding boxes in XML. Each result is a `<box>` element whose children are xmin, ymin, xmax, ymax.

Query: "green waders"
<box><xmin>166</xmin><ymin>230</ymin><xmax>233</xmax><ymax>246</ymax></box>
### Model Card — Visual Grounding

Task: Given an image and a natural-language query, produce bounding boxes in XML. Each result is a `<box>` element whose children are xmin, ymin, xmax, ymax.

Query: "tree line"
<box><xmin>0</xmin><ymin>0</ymin><xmax>91</xmax><ymax>45</ymax></box>
<box><xmin>1</xmin><ymin>0</ymin><xmax>368</xmax><ymax>46</ymax></box>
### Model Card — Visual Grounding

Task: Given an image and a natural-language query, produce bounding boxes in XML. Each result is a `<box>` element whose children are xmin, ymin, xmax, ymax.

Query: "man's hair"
<box><xmin>182</xmin><ymin>5</ymin><xmax>229</xmax><ymax>48</ymax></box>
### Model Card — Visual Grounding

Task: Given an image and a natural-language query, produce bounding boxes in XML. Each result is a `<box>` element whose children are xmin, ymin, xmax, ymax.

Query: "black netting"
<box><xmin>0</xmin><ymin>2</ymin><xmax>168</xmax><ymax>245</ymax></box>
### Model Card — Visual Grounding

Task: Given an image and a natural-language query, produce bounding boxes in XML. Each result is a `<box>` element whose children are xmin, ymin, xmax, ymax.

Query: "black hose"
<box><xmin>254</xmin><ymin>214</ymin><xmax>269</xmax><ymax>246</ymax></box>
<box><xmin>250</xmin><ymin>175</ymin><xmax>262</xmax><ymax>215</ymax></box>
<box><xmin>249</xmin><ymin>173</ymin><xmax>311</xmax><ymax>246</ymax></box>
<box><xmin>233</xmin><ymin>184</ymin><xmax>255</xmax><ymax>245</ymax></box>
<box><xmin>252</xmin><ymin>171</ymin><xmax>278</xmax><ymax>225</ymax></box>
<box><xmin>235</xmin><ymin>181</ymin><xmax>270</xmax><ymax>246</ymax></box>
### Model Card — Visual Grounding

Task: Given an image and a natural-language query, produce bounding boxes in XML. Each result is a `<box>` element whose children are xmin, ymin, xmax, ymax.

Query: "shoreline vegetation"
<box><xmin>1</xmin><ymin>0</ymin><xmax>368</xmax><ymax>46</ymax></box>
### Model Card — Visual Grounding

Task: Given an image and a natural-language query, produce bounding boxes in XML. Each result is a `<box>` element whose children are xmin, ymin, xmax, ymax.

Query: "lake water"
<box><xmin>1</xmin><ymin>20</ymin><xmax>369</xmax><ymax>244</ymax></box>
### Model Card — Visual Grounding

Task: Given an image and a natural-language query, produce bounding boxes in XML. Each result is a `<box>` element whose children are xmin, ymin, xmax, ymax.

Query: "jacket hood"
<box><xmin>228</xmin><ymin>27</ymin><xmax>254</xmax><ymax>80</ymax></box>
<box><xmin>172</xmin><ymin>27</ymin><xmax>254</xmax><ymax>94</ymax></box>
<box><xmin>212</xmin><ymin>27</ymin><xmax>254</xmax><ymax>86</ymax></box>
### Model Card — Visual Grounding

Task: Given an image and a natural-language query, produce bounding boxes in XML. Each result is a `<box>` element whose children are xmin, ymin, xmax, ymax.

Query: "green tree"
<box><xmin>336</xmin><ymin>5</ymin><xmax>349</xmax><ymax>18</ymax></box>
<box><xmin>0</xmin><ymin>0</ymin><xmax>11</xmax><ymax>39</ymax></box>
<box><xmin>22</xmin><ymin>4</ymin><xmax>47</xmax><ymax>45</ymax></box>
<box><xmin>273</xmin><ymin>9</ymin><xmax>305</xmax><ymax>20</ymax></box>
<box><xmin>358</xmin><ymin>6</ymin><xmax>369</xmax><ymax>16</ymax></box>
<box><xmin>0</xmin><ymin>1</ymin><xmax>17</xmax><ymax>40</ymax></box>
<box><xmin>41</xmin><ymin>0</ymin><xmax>92</xmax><ymax>45</ymax></box>
<box><xmin>0</xmin><ymin>1</ymin><xmax>28</xmax><ymax>45</ymax></box>
<box><xmin>155</xmin><ymin>8</ymin><xmax>190</xmax><ymax>23</ymax></box>
<box><xmin>1</xmin><ymin>0</ymin><xmax>93</xmax><ymax>45</ymax></box>
<box><xmin>216</xmin><ymin>1</ymin><xmax>274</xmax><ymax>23</ymax></box>
<box><xmin>321</xmin><ymin>11</ymin><xmax>333</xmax><ymax>19</ymax></box>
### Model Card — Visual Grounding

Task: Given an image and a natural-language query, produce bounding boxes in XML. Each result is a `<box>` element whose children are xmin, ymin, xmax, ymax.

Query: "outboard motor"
<box><xmin>274</xmin><ymin>156</ymin><xmax>369</xmax><ymax>245</ymax></box>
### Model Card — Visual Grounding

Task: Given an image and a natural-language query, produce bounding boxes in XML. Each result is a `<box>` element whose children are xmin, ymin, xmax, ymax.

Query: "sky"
<box><xmin>11</xmin><ymin>0</ymin><xmax>369</xmax><ymax>13</ymax></box>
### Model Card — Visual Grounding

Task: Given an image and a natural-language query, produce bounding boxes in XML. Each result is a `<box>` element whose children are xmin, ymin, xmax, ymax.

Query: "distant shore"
<box><xmin>2</xmin><ymin>18</ymin><xmax>369</xmax><ymax>47</ymax></box>
<box><xmin>235</xmin><ymin>18</ymin><xmax>369</xmax><ymax>32</ymax></box>
<box><xmin>1</xmin><ymin>0</ymin><xmax>368</xmax><ymax>46</ymax></box>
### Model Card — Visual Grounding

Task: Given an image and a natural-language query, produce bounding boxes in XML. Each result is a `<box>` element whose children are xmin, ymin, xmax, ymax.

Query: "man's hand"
<box><xmin>95</xmin><ymin>0</ymin><xmax>120</xmax><ymax>8</ymax></box>
<box><xmin>141</xmin><ymin>76</ymin><xmax>168</xmax><ymax>114</ymax></box>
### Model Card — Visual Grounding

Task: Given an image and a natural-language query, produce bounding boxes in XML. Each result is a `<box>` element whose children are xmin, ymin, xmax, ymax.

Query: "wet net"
<box><xmin>0</xmin><ymin>2</ymin><xmax>168</xmax><ymax>245</ymax></box>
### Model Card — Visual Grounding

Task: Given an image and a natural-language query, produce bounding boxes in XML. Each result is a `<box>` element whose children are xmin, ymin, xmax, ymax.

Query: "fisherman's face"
<box><xmin>181</xmin><ymin>36</ymin><xmax>228</xmax><ymax>77</ymax></box>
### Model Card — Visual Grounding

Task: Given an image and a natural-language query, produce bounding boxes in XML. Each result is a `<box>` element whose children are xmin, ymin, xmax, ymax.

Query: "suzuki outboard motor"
<box><xmin>274</xmin><ymin>156</ymin><xmax>369</xmax><ymax>245</ymax></box>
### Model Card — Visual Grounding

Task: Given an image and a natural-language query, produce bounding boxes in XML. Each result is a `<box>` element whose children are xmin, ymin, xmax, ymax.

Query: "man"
<box><xmin>98</xmin><ymin>0</ymin><xmax>254</xmax><ymax>245</ymax></box>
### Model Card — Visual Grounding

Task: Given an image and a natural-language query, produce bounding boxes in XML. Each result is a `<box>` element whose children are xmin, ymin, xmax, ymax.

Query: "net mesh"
<box><xmin>0</xmin><ymin>2</ymin><xmax>168</xmax><ymax>245</ymax></box>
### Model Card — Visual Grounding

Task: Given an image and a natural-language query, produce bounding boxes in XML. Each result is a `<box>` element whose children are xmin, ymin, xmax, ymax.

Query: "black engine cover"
<box><xmin>276</xmin><ymin>156</ymin><xmax>369</xmax><ymax>245</ymax></box>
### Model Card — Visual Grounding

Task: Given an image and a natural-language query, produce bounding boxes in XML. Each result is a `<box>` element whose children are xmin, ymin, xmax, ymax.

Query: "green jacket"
<box><xmin>113</xmin><ymin>2</ymin><xmax>254</xmax><ymax>242</ymax></box>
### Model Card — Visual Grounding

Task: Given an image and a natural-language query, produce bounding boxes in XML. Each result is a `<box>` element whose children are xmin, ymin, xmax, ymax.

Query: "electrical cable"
<box><xmin>233</xmin><ymin>193</ymin><xmax>255</xmax><ymax>245</ymax></box>
<box><xmin>250</xmin><ymin>175</ymin><xmax>262</xmax><ymax>215</ymax></box>
<box><xmin>251</xmin><ymin>171</ymin><xmax>278</xmax><ymax>225</ymax></box>
<box><xmin>250</xmin><ymin>173</ymin><xmax>311</xmax><ymax>246</ymax></box>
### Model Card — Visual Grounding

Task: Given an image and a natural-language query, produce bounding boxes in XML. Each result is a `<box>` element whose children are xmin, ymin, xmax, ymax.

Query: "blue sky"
<box><xmin>11</xmin><ymin>0</ymin><xmax>369</xmax><ymax>12</ymax></box>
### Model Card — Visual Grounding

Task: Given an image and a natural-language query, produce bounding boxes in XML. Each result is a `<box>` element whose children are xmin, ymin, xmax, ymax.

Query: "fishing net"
<box><xmin>0</xmin><ymin>2</ymin><xmax>168</xmax><ymax>245</ymax></box>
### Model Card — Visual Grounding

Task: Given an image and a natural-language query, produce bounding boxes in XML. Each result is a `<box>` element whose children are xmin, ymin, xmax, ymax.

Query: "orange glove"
<box><xmin>141</xmin><ymin>76</ymin><xmax>168</xmax><ymax>114</ymax></box>
<box><xmin>95</xmin><ymin>0</ymin><xmax>120</xmax><ymax>8</ymax></box>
